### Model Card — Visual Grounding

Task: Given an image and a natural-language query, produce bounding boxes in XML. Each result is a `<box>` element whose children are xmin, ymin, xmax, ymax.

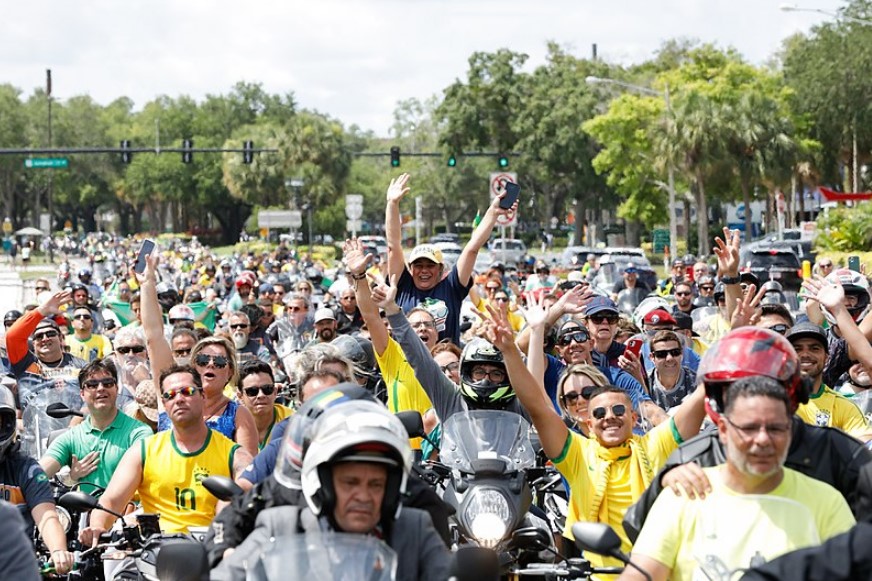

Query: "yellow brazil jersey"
<box><xmin>376</xmin><ymin>338</ymin><xmax>434</xmax><ymax>450</ymax></box>
<box><xmin>797</xmin><ymin>384</ymin><xmax>871</xmax><ymax>438</ymax></box>
<box><xmin>260</xmin><ymin>404</ymin><xmax>294</xmax><ymax>450</ymax></box>
<box><xmin>139</xmin><ymin>429</ymin><xmax>239</xmax><ymax>533</ymax></box>
<box><xmin>65</xmin><ymin>334</ymin><xmax>113</xmax><ymax>362</ymax></box>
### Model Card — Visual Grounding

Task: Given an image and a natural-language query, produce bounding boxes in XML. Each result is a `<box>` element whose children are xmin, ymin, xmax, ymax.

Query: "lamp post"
<box><xmin>285</xmin><ymin>178</ymin><xmax>305</xmax><ymax>249</ymax></box>
<box><xmin>586</xmin><ymin>76</ymin><xmax>678</xmax><ymax>258</ymax></box>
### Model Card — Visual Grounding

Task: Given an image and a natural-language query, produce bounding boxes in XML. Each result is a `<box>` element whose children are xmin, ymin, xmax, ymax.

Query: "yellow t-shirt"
<box><xmin>632</xmin><ymin>466</ymin><xmax>856</xmax><ymax>581</ymax></box>
<box><xmin>553</xmin><ymin>419</ymin><xmax>681</xmax><ymax>569</ymax></box>
<box><xmin>139</xmin><ymin>429</ymin><xmax>239</xmax><ymax>533</ymax></box>
<box><xmin>376</xmin><ymin>338</ymin><xmax>434</xmax><ymax>450</ymax></box>
<box><xmin>260</xmin><ymin>404</ymin><xmax>294</xmax><ymax>450</ymax></box>
<box><xmin>65</xmin><ymin>334</ymin><xmax>114</xmax><ymax>362</ymax></box>
<box><xmin>473</xmin><ymin>296</ymin><xmax>525</xmax><ymax>332</ymax></box>
<box><xmin>797</xmin><ymin>385</ymin><xmax>871</xmax><ymax>438</ymax></box>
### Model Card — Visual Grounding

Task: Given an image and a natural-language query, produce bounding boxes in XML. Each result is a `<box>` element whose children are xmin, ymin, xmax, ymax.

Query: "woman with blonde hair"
<box><xmin>556</xmin><ymin>364</ymin><xmax>609</xmax><ymax>436</ymax></box>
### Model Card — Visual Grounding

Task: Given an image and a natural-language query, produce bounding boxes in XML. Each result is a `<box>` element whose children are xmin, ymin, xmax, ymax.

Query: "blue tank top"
<box><xmin>157</xmin><ymin>399</ymin><xmax>239</xmax><ymax>440</ymax></box>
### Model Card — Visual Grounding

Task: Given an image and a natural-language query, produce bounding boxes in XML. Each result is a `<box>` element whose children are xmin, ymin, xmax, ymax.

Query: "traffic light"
<box><xmin>498</xmin><ymin>154</ymin><xmax>509</xmax><ymax>169</ymax></box>
<box><xmin>447</xmin><ymin>155</ymin><xmax>457</xmax><ymax>167</ymax></box>
<box><xmin>243</xmin><ymin>140</ymin><xmax>254</xmax><ymax>164</ymax></box>
<box><xmin>120</xmin><ymin>140</ymin><xmax>132</xmax><ymax>164</ymax></box>
<box><xmin>182</xmin><ymin>139</ymin><xmax>193</xmax><ymax>164</ymax></box>
<box><xmin>390</xmin><ymin>146</ymin><xmax>400</xmax><ymax>167</ymax></box>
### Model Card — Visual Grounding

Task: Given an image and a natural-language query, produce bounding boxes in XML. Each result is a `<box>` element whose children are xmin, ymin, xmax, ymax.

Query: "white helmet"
<box><xmin>0</xmin><ymin>386</ymin><xmax>17</xmax><ymax>459</ymax></box>
<box><xmin>821</xmin><ymin>269</ymin><xmax>871</xmax><ymax>325</ymax></box>
<box><xmin>633</xmin><ymin>296</ymin><xmax>671</xmax><ymax>329</ymax></box>
<box><xmin>300</xmin><ymin>400</ymin><xmax>412</xmax><ymax>528</ymax></box>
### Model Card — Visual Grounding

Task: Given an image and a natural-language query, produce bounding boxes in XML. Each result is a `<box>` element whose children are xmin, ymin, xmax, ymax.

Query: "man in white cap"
<box><xmin>384</xmin><ymin>173</ymin><xmax>517</xmax><ymax>344</ymax></box>
<box><xmin>308</xmin><ymin>307</ymin><xmax>338</xmax><ymax>345</ymax></box>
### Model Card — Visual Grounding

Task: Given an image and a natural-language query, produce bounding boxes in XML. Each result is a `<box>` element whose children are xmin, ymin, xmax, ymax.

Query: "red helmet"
<box><xmin>235</xmin><ymin>270</ymin><xmax>257</xmax><ymax>288</ymax></box>
<box><xmin>697</xmin><ymin>327</ymin><xmax>807</xmax><ymax>421</ymax></box>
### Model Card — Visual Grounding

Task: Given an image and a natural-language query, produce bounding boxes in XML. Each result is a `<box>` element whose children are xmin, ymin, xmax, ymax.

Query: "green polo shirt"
<box><xmin>44</xmin><ymin>410</ymin><xmax>153</xmax><ymax>494</ymax></box>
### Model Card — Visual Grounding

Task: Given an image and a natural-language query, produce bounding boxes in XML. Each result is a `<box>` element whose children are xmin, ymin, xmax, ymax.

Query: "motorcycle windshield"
<box><xmin>850</xmin><ymin>390</ymin><xmax>872</xmax><ymax>426</ymax></box>
<box><xmin>19</xmin><ymin>378</ymin><xmax>83</xmax><ymax>460</ymax></box>
<box><xmin>247</xmin><ymin>533</ymin><xmax>397</xmax><ymax>581</ymax></box>
<box><xmin>691</xmin><ymin>494</ymin><xmax>820</xmax><ymax>578</ymax></box>
<box><xmin>440</xmin><ymin>410</ymin><xmax>536</xmax><ymax>473</ymax></box>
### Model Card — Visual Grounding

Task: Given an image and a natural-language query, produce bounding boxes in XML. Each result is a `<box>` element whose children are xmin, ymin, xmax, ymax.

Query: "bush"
<box><xmin>815</xmin><ymin>204</ymin><xmax>872</xmax><ymax>252</ymax></box>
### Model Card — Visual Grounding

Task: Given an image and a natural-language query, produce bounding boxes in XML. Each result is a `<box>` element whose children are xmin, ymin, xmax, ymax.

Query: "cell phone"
<box><xmin>499</xmin><ymin>181</ymin><xmax>520</xmax><ymax>210</ymax></box>
<box><xmin>133</xmin><ymin>239</ymin><xmax>156</xmax><ymax>274</ymax></box>
<box><xmin>849</xmin><ymin>255</ymin><xmax>861</xmax><ymax>272</ymax></box>
<box><xmin>625</xmin><ymin>338</ymin><xmax>644</xmax><ymax>358</ymax></box>
<box><xmin>685</xmin><ymin>266</ymin><xmax>694</xmax><ymax>282</ymax></box>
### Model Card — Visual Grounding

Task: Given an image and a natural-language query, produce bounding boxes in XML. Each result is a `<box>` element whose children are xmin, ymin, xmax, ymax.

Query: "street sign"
<box><xmin>258</xmin><ymin>210</ymin><xmax>302</xmax><ymax>229</ymax></box>
<box><xmin>24</xmin><ymin>158</ymin><xmax>68</xmax><ymax>169</ymax></box>
<box><xmin>489</xmin><ymin>172</ymin><xmax>519</xmax><ymax>227</ymax></box>
<box><xmin>346</xmin><ymin>194</ymin><xmax>363</xmax><ymax>220</ymax></box>
<box><xmin>347</xmin><ymin>219</ymin><xmax>362</xmax><ymax>234</ymax></box>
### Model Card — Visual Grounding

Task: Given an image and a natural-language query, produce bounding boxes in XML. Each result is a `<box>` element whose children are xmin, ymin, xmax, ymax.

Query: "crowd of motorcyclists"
<box><xmin>0</xmin><ymin>172</ymin><xmax>871</xmax><ymax>579</ymax></box>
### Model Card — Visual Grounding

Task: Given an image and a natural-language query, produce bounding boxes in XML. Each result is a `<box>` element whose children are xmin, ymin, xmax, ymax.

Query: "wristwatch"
<box><xmin>720</xmin><ymin>275</ymin><xmax>740</xmax><ymax>285</ymax></box>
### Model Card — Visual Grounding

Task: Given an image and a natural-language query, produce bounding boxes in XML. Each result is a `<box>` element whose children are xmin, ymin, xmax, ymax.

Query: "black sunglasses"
<box><xmin>73</xmin><ymin>314</ymin><xmax>93</xmax><ymax>321</ymax></box>
<box><xmin>117</xmin><ymin>345</ymin><xmax>146</xmax><ymax>355</ymax></box>
<box><xmin>242</xmin><ymin>384</ymin><xmax>275</xmax><ymax>397</ymax></box>
<box><xmin>195</xmin><ymin>353</ymin><xmax>229</xmax><ymax>368</ymax></box>
<box><xmin>588</xmin><ymin>314</ymin><xmax>618</xmax><ymax>325</ymax></box>
<box><xmin>652</xmin><ymin>347</ymin><xmax>683</xmax><ymax>359</ymax></box>
<box><xmin>173</xmin><ymin>348</ymin><xmax>192</xmax><ymax>356</ymax></box>
<box><xmin>767</xmin><ymin>324</ymin><xmax>789</xmax><ymax>336</ymax></box>
<box><xmin>592</xmin><ymin>404</ymin><xmax>627</xmax><ymax>420</ymax></box>
<box><xmin>229</xmin><ymin>324</ymin><xmax>249</xmax><ymax>330</ymax></box>
<box><xmin>82</xmin><ymin>377</ymin><xmax>117</xmax><ymax>390</ymax></box>
<box><xmin>33</xmin><ymin>330</ymin><xmax>59</xmax><ymax>341</ymax></box>
<box><xmin>563</xmin><ymin>385</ymin><xmax>596</xmax><ymax>404</ymax></box>
<box><xmin>558</xmin><ymin>331</ymin><xmax>590</xmax><ymax>346</ymax></box>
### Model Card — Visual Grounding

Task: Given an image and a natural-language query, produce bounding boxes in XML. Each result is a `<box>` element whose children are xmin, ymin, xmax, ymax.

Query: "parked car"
<box><xmin>430</xmin><ymin>233</ymin><xmax>461</xmax><ymax>244</ymax></box>
<box><xmin>746</xmin><ymin>236</ymin><xmax>816</xmax><ymax>267</ymax></box>
<box><xmin>488</xmin><ymin>238</ymin><xmax>527</xmax><ymax>266</ymax></box>
<box><xmin>357</xmin><ymin>235</ymin><xmax>388</xmax><ymax>258</ymax></box>
<box><xmin>433</xmin><ymin>242</ymin><xmax>463</xmax><ymax>269</ymax></box>
<box><xmin>738</xmin><ymin>247</ymin><xmax>803</xmax><ymax>291</ymax></box>
<box><xmin>559</xmin><ymin>246</ymin><xmax>611</xmax><ymax>270</ymax></box>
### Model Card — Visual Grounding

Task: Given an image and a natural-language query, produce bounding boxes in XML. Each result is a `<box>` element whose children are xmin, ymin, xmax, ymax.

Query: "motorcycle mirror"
<box><xmin>572</xmin><ymin>522</ymin><xmax>626</xmax><ymax>561</ymax></box>
<box><xmin>46</xmin><ymin>402</ymin><xmax>83</xmax><ymax>419</ymax></box>
<box><xmin>201</xmin><ymin>476</ymin><xmax>243</xmax><ymax>501</ymax></box>
<box><xmin>395</xmin><ymin>410</ymin><xmax>426</xmax><ymax>439</ymax></box>
<box><xmin>156</xmin><ymin>538</ymin><xmax>209</xmax><ymax>581</ymax></box>
<box><xmin>58</xmin><ymin>491</ymin><xmax>124</xmax><ymax>519</ymax></box>
<box><xmin>452</xmin><ymin>546</ymin><xmax>499</xmax><ymax>581</ymax></box>
<box><xmin>509</xmin><ymin>527</ymin><xmax>551</xmax><ymax>552</ymax></box>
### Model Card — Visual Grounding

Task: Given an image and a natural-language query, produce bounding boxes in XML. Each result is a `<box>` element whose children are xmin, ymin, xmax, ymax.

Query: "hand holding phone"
<box><xmin>849</xmin><ymin>255</ymin><xmax>861</xmax><ymax>272</ymax></box>
<box><xmin>499</xmin><ymin>181</ymin><xmax>520</xmax><ymax>210</ymax></box>
<box><xmin>625</xmin><ymin>338</ymin><xmax>644</xmax><ymax>358</ymax></box>
<box><xmin>133</xmin><ymin>239</ymin><xmax>156</xmax><ymax>274</ymax></box>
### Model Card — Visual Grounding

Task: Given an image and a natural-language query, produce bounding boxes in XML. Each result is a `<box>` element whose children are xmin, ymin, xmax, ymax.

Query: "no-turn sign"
<box><xmin>489</xmin><ymin>172</ymin><xmax>519</xmax><ymax>227</ymax></box>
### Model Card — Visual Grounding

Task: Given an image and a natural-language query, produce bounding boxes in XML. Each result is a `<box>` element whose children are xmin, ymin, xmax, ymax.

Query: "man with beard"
<box><xmin>170</xmin><ymin>328</ymin><xmax>198</xmax><ymax>365</ymax></box>
<box><xmin>228</xmin><ymin>312</ymin><xmax>270</xmax><ymax>364</ymax></box>
<box><xmin>786</xmin><ymin>322</ymin><xmax>871</xmax><ymax>441</ymax></box>
<box><xmin>622</xmin><ymin>376</ymin><xmax>855</xmax><ymax>581</ymax></box>
<box><xmin>671</xmin><ymin>281</ymin><xmax>696</xmax><ymax>315</ymax></box>
<box><xmin>308</xmin><ymin>307</ymin><xmax>338</xmax><ymax>345</ymax></box>
<box><xmin>111</xmin><ymin>326</ymin><xmax>150</xmax><ymax>409</ymax></box>
<box><xmin>267</xmin><ymin>293</ymin><xmax>313</xmax><ymax>353</ymax></box>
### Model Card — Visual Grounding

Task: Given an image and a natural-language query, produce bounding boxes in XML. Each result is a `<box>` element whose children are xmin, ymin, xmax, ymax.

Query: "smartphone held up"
<box><xmin>499</xmin><ymin>181</ymin><xmax>521</xmax><ymax>210</ymax></box>
<box><xmin>133</xmin><ymin>239</ymin><xmax>156</xmax><ymax>274</ymax></box>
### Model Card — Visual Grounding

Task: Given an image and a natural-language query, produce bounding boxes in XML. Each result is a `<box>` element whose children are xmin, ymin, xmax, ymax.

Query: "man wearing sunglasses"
<box><xmin>80</xmin><ymin>364</ymin><xmax>253</xmax><ymax>547</ymax></box>
<box><xmin>647</xmin><ymin>330</ymin><xmax>696</xmax><ymax>412</ymax></box>
<box><xmin>6</xmin><ymin>290</ymin><xmax>87</xmax><ymax>409</ymax></box>
<box><xmin>65</xmin><ymin>306</ymin><xmax>113</xmax><ymax>362</ymax></box>
<box><xmin>237</xmin><ymin>360</ymin><xmax>291</xmax><ymax>450</ymax></box>
<box><xmin>228</xmin><ymin>312</ymin><xmax>270</xmax><ymax>364</ymax></box>
<box><xmin>39</xmin><ymin>359</ymin><xmax>152</xmax><ymax>493</ymax></box>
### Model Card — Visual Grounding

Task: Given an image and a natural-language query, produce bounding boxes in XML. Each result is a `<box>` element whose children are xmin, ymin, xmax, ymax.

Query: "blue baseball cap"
<box><xmin>585</xmin><ymin>296</ymin><xmax>620</xmax><ymax>317</ymax></box>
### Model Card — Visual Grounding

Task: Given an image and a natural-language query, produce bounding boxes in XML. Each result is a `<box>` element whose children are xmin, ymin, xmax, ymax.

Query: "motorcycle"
<box><xmin>55</xmin><ymin>491</ymin><xmax>209</xmax><ymax>581</ymax></box>
<box><xmin>19</xmin><ymin>378</ymin><xmax>83</xmax><ymax>460</ymax></box>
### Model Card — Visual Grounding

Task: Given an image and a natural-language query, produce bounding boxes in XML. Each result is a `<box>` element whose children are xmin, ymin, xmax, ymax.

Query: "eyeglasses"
<box><xmin>35</xmin><ymin>286</ymin><xmax>50</xmax><ymax>292</ymax></box>
<box><xmin>592</xmin><ymin>404</ymin><xmax>627</xmax><ymax>420</ymax></box>
<box><xmin>563</xmin><ymin>385</ymin><xmax>596</xmax><ymax>404</ymax></box>
<box><xmin>674</xmin><ymin>291</ymin><xmax>692</xmax><ymax>297</ymax></box>
<box><xmin>767</xmin><ymin>324</ymin><xmax>789</xmax><ymax>336</ymax></box>
<box><xmin>341</xmin><ymin>296</ymin><xmax>356</xmax><ymax>301</ymax></box>
<box><xmin>486</xmin><ymin>286</ymin><xmax>500</xmax><ymax>292</ymax></box>
<box><xmin>652</xmin><ymin>347</ymin><xmax>682</xmax><ymax>359</ymax></box>
<box><xmin>700</xmin><ymin>285</ymin><xmax>714</xmax><ymax>291</ymax></box>
<box><xmin>229</xmin><ymin>324</ymin><xmax>249</xmax><ymax>330</ymax></box>
<box><xmin>411</xmin><ymin>321</ymin><xmax>437</xmax><ymax>330</ymax></box>
<box><xmin>195</xmin><ymin>353</ymin><xmax>229</xmax><ymax>368</ymax></box>
<box><xmin>116</xmin><ymin>345</ymin><xmax>146</xmax><ymax>355</ymax></box>
<box><xmin>725</xmin><ymin>416</ymin><xmax>791</xmax><ymax>439</ymax></box>
<box><xmin>819</xmin><ymin>262</ymin><xmax>833</xmax><ymax>268</ymax></box>
<box><xmin>73</xmin><ymin>314</ymin><xmax>93</xmax><ymax>321</ymax></box>
<box><xmin>470</xmin><ymin>367</ymin><xmax>507</xmax><ymax>383</ymax></box>
<box><xmin>288</xmin><ymin>306</ymin><xmax>306</xmax><ymax>312</ymax></box>
<box><xmin>588</xmin><ymin>314</ymin><xmax>618</xmax><ymax>325</ymax></box>
<box><xmin>161</xmin><ymin>386</ymin><xmax>203</xmax><ymax>401</ymax></box>
<box><xmin>494</xmin><ymin>296</ymin><xmax>510</xmax><ymax>303</ymax></box>
<box><xmin>439</xmin><ymin>361</ymin><xmax>459</xmax><ymax>374</ymax></box>
<box><xmin>82</xmin><ymin>377</ymin><xmax>117</xmax><ymax>390</ymax></box>
<box><xmin>558</xmin><ymin>331</ymin><xmax>590</xmax><ymax>346</ymax></box>
<box><xmin>173</xmin><ymin>348</ymin><xmax>192</xmax><ymax>356</ymax></box>
<box><xmin>242</xmin><ymin>384</ymin><xmax>275</xmax><ymax>397</ymax></box>
<box><xmin>33</xmin><ymin>330</ymin><xmax>59</xmax><ymax>341</ymax></box>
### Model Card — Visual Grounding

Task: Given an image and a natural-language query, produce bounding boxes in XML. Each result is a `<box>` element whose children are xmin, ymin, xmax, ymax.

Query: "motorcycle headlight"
<box><xmin>55</xmin><ymin>505</ymin><xmax>71</xmax><ymax>534</ymax></box>
<box><xmin>462</xmin><ymin>488</ymin><xmax>512</xmax><ymax>548</ymax></box>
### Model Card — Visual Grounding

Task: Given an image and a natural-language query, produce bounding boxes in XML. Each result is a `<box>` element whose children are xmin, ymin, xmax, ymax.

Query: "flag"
<box><xmin>472</xmin><ymin>210</ymin><xmax>482</xmax><ymax>229</ymax></box>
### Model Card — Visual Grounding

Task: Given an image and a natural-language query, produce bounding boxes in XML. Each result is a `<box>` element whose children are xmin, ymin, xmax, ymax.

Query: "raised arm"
<box><xmin>670</xmin><ymin>383</ymin><xmax>706</xmax><ymax>442</ymax></box>
<box><xmin>455</xmin><ymin>191</ymin><xmax>519</xmax><ymax>286</ymax></box>
<box><xmin>519</xmin><ymin>293</ymin><xmax>556</xmax><ymax>412</ymax></box>
<box><xmin>515</xmin><ymin>285</ymin><xmax>591</xmax><ymax>355</ymax></box>
<box><xmin>344</xmin><ymin>239</ymin><xmax>389</xmax><ymax>356</ymax></box>
<box><xmin>805</xmin><ymin>277</ymin><xmax>872</xmax><ymax>373</ymax></box>
<box><xmin>136</xmin><ymin>254</ymin><xmax>174</xmax><ymax>382</ymax></box>
<box><xmin>482</xmin><ymin>303</ymin><xmax>568</xmax><ymax>460</ymax></box>
<box><xmin>385</xmin><ymin>174</ymin><xmax>411</xmax><ymax>279</ymax></box>
<box><xmin>714</xmin><ymin>227</ymin><xmax>742</xmax><ymax>324</ymax></box>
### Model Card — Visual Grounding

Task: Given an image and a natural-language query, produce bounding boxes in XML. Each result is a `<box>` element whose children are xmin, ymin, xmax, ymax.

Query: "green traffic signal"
<box><xmin>390</xmin><ymin>146</ymin><xmax>400</xmax><ymax>167</ymax></box>
<box><xmin>447</xmin><ymin>155</ymin><xmax>457</xmax><ymax>167</ymax></box>
<box><xmin>498</xmin><ymin>155</ymin><xmax>509</xmax><ymax>168</ymax></box>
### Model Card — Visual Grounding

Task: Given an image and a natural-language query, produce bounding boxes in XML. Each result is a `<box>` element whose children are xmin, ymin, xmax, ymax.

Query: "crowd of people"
<box><xmin>0</xmin><ymin>172</ymin><xmax>871</xmax><ymax>579</ymax></box>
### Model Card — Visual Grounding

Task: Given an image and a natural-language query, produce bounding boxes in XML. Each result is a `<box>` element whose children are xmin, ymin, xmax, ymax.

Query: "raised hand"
<box><xmin>713</xmin><ymin>227</ymin><xmax>740</xmax><ymax>276</ymax></box>
<box><xmin>729</xmin><ymin>283</ymin><xmax>760</xmax><ymax>329</ymax></box>
<box><xmin>520</xmin><ymin>291</ymin><xmax>549</xmax><ymax>330</ymax></box>
<box><xmin>386</xmin><ymin>173</ymin><xmax>411</xmax><ymax>204</ymax></box>
<box><xmin>802</xmin><ymin>275</ymin><xmax>845</xmax><ymax>312</ymax></box>
<box><xmin>551</xmin><ymin>284</ymin><xmax>593</xmax><ymax>319</ymax></box>
<box><xmin>479</xmin><ymin>302</ymin><xmax>516</xmax><ymax>352</ymax></box>
<box><xmin>70</xmin><ymin>451</ymin><xmax>99</xmax><ymax>481</ymax></box>
<box><xmin>371</xmin><ymin>273</ymin><xmax>399</xmax><ymax>312</ymax></box>
<box><xmin>39</xmin><ymin>290</ymin><xmax>72</xmax><ymax>316</ymax></box>
<box><xmin>342</xmin><ymin>238</ymin><xmax>373</xmax><ymax>277</ymax></box>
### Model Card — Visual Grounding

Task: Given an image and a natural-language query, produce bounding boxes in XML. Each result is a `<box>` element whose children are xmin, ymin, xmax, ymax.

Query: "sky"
<box><xmin>0</xmin><ymin>0</ymin><xmax>847</xmax><ymax>136</ymax></box>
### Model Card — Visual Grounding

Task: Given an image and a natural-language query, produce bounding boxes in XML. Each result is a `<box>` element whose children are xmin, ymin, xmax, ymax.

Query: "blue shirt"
<box><xmin>239</xmin><ymin>417</ymin><xmax>289</xmax><ymax>484</ymax></box>
<box><xmin>394</xmin><ymin>264</ymin><xmax>472</xmax><ymax>345</ymax></box>
<box><xmin>543</xmin><ymin>353</ymin><xmax>651</xmax><ymax>411</ymax></box>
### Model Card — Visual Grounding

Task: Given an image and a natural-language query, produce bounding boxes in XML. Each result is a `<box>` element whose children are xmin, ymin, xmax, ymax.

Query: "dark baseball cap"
<box><xmin>785</xmin><ymin>321</ymin><xmax>827</xmax><ymax>349</ymax></box>
<box><xmin>585</xmin><ymin>296</ymin><xmax>620</xmax><ymax>317</ymax></box>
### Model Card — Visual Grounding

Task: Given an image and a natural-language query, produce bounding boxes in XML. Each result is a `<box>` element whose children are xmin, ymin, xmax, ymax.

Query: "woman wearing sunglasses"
<box><xmin>557</xmin><ymin>364</ymin><xmax>608</xmax><ymax>437</ymax></box>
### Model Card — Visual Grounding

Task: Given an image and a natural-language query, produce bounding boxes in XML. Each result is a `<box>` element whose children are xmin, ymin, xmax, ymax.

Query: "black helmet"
<box><xmin>331</xmin><ymin>335</ymin><xmax>378</xmax><ymax>380</ymax></box>
<box><xmin>459</xmin><ymin>338</ymin><xmax>513</xmax><ymax>408</ymax></box>
<box><xmin>3</xmin><ymin>310</ymin><xmax>22</xmax><ymax>326</ymax></box>
<box><xmin>0</xmin><ymin>386</ymin><xmax>17</xmax><ymax>459</ymax></box>
<box><xmin>713</xmin><ymin>282</ymin><xmax>726</xmax><ymax>304</ymax></box>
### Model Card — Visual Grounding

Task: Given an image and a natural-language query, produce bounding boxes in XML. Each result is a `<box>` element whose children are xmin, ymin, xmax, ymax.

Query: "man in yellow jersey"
<box><xmin>786</xmin><ymin>322</ymin><xmax>872</xmax><ymax>441</ymax></box>
<box><xmin>622</xmin><ymin>376</ymin><xmax>855</xmax><ymax>581</ymax></box>
<box><xmin>65</xmin><ymin>306</ymin><xmax>113</xmax><ymax>362</ymax></box>
<box><xmin>237</xmin><ymin>360</ymin><xmax>291</xmax><ymax>450</ymax></box>
<box><xmin>79</xmin><ymin>364</ymin><xmax>253</xmax><ymax>543</ymax></box>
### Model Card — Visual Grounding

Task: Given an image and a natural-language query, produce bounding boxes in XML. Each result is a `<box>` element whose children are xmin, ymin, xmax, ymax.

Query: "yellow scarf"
<box><xmin>586</xmin><ymin>437</ymin><xmax>657</xmax><ymax>524</ymax></box>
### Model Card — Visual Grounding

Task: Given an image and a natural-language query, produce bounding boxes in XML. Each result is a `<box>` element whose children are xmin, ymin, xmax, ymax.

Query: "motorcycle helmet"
<box><xmin>3</xmin><ymin>310</ymin><xmax>22</xmax><ymax>327</ymax></box>
<box><xmin>300</xmin><ymin>400</ymin><xmax>411</xmax><ymax>532</ymax></box>
<box><xmin>458</xmin><ymin>338</ymin><xmax>514</xmax><ymax>408</ymax></box>
<box><xmin>0</xmin><ymin>386</ymin><xmax>17</xmax><ymax>459</ymax></box>
<box><xmin>275</xmin><ymin>383</ymin><xmax>377</xmax><ymax>491</ymax></box>
<box><xmin>632</xmin><ymin>296</ymin><xmax>670</xmax><ymax>330</ymax></box>
<box><xmin>235</xmin><ymin>270</ymin><xmax>257</xmax><ymax>289</ymax></box>
<box><xmin>155</xmin><ymin>281</ymin><xmax>180</xmax><ymax>312</ymax></box>
<box><xmin>168</xmin><ymin>304</ymin><xmax>195</xmax><ymax>322</ymax></box>
<box><xmin>713</xmin><ymin>282</ymin><xmax>726</xmax><ymax>305</ymax></box>
<box><xmin>331</xmin><ymin>335</ymin><xmax>379</xmax><ymax>382</ymax></box>
<box><xmin>821</xmin><ymin>268</ymin><xmax>871</xmax><ymax>324</ymax></box>
<box><xmin>759</xmin><ymin>280</ymin><xmax>786</xmax><ymax>306</ymax></box>
<box><xmin>78</xmin><ymin>267</ymin><xmax>92</xmax><ymax>280</ymax></box>
<box><xmin>697</xmin><ymin>327</ymin><xmax>807</xmax><ymax>422</ymax></box>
